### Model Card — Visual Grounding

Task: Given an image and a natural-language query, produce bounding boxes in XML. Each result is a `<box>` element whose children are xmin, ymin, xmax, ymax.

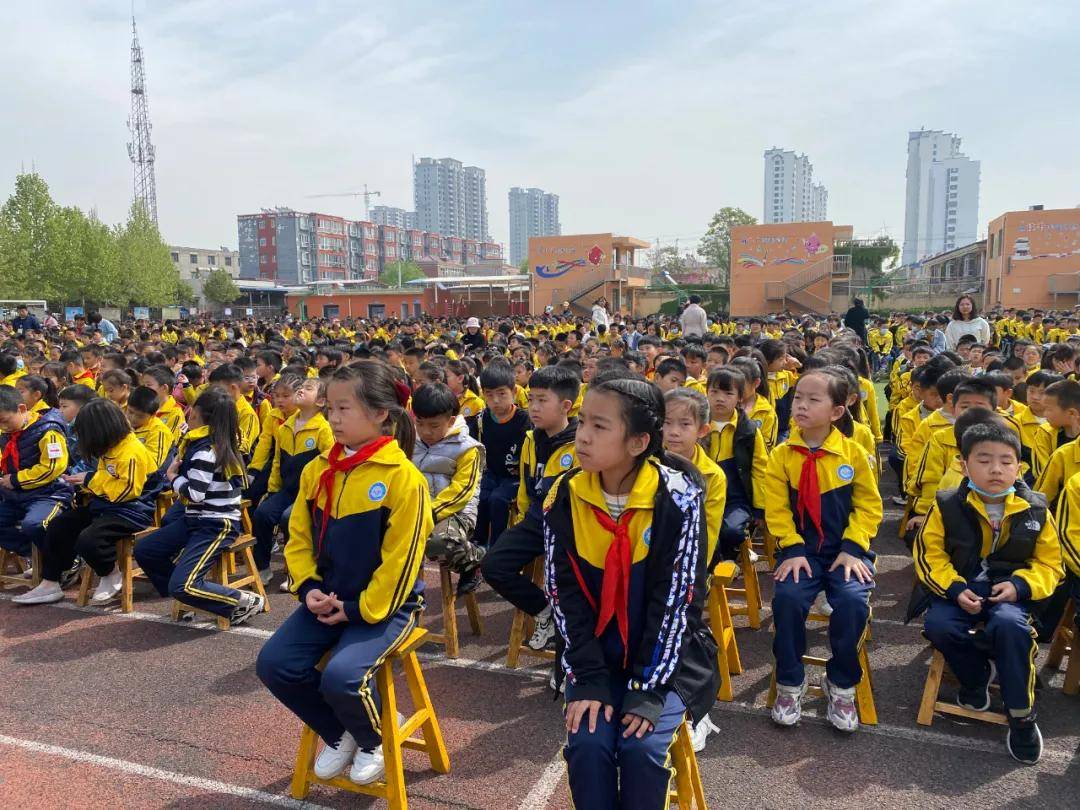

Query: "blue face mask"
<box><xmin>968</xmin><ymin>482</ymin><xmax>1015</xmax><ymax>499</ymax></box>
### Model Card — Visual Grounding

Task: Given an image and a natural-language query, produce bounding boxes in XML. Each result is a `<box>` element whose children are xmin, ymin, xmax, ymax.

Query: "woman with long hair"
<box><xmin>945</xmin><ymin>294</ymin><xmax>991</xmax><ymax>350</ymax></box>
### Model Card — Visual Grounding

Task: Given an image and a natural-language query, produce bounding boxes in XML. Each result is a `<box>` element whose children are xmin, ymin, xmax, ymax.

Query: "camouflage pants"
<box><xmin>425</xmin><ymin>514</ymin><xmax>484</xmax><ymax>573</ymax></box>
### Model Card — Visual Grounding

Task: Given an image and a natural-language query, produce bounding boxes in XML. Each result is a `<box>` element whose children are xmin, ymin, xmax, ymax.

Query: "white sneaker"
<box><xmin>527</xmin><ymin>605</ymin><xmax>556</xmax><ymax>650</ymax></box>
<box><xmin>20</xmin><ymin>557</ymin><xmax>33</xmax><ymax>579</ymax></box>
<box><xmin>314</xmin><ymin>731</ymin><xmax>357</xmax><ymax>779</ymax></box>
<box><xmin>259</xmin><ymin>567</ymin><xmax>273</xmax><ymax>586</ymax></box>
<box><xmin>91</xmin><ymin>568</ymin><xmax>123</xmax><ymax>604</ymax></box>
<box><xmin>12</xmin><ymin>580</ymin><xmax>64</xmax><ymax>605</ymax></box>
<box><xmin>822</xmin><ymin>677</ymin><xmax>859</xmax><ymax>733</ymax></box>
<box><xmin>689</xmin><ymin>714</ymin><xmax>719</xmax><ymax>752</ymax></box>
<box><xmin>811</xmin><ymin>591</ymin><xmax>833</xmax><ymax>617</ymax></box>
<box><xmin>349</xmin><ymin>745</ymin><xmax>385</xmax><ymax>785</ymax></box>
<box><xmin>771</xmin><ymin>679</ymin><xmax>807</xmax><ymax>727</ymax></box>
<box><xmin>279</xmin><ymin>578</ymin><xmax>291</xmax><ymax>593</ymax></box>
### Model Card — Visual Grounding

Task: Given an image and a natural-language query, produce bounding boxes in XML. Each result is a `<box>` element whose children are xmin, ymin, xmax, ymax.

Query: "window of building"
<box><xmin>189</xmin><ymin>253</ymin><xmax>198</xmax><ymax>264</ymax></box>
<box><xmin>259</xmin><ymin>255</ymin><xmax>267</xmax><ymax>265</ymax></box>
<box><xmin>368</xmin><ymin>304</ymin><xmax>385</xmax><ymax>320</ymax></box>
<box><xmin>170</xmin><ymin>251</ymin><xmax>179</xmax><ymax>262</ymax></box>
<box><xmin>259</xmin><ymin>238</ymin><xmax>266</xmax><ymax>247</ymax></box>
<box><xmin>224</xmin><ymin>256</ymin><xmax>232</xmax><ymax>267</ymax></box>
<box><xmin>208</xmin><ymin>255</ymin><xmax>216</xmax><ymax>266</ymax></box>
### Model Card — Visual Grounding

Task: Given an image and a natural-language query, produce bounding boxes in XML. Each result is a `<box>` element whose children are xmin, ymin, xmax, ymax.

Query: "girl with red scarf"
<box><xmin>544</xmin><ymin>375</ymin><xmax>718</xmax><ymax>810</ymax></box>
<box><xmin>257</xmin><ymin>361</ymin><xmax>432</xmax><ymax>787</ymax></box>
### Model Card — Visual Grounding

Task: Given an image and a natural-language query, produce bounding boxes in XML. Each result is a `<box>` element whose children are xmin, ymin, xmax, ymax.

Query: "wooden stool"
<box><xmin>154</xmin><ymin>491</ymin><xmax>176</xmax><ymax>526</ymax></box>
<box><xmin>169</xmin><ymin>533</ymin><xmax>270</xmax><ymax>630</ymax></box>
<box><xmin>766</xmin><ymin>617</ymin><xmax>877</xmax><ymax>725</ymax></box>
<box><xmin>77</xmin><ymin>530</ymin><xmax>153</xmax><ymax>613</ymax></box>
<box><xmin>290</xmin><ymin>626</ymin><xmax>450</xmax><ymax>807</ymax></box>
<box><xmin>1045</xmin><ymin>599</ymin><xmax>1078</xmax><ymax>696</ymax></box>
<box><xmin>0</xmin><ymin>547</ymin><xmax>38</xmax><ymax>589</ymax></box>
<box><xmin>898</xmin><ymin>496</ymin><xmax>913</xmax><ymax>539</ymax></box>
<box><xmin>725</xmin><ymin>539</ymin><xmax>762</xmax><ymax>630</ymax></box>
<box><xmin>667</xmin><ymin>719</ymin><xmax>707</xmax><ymax>809</ymax></box>
<box><xmin>707</xmin><ymin>562</ymin><xmax>742</xmax><ymax>701</ymax></box>
<box><xmin>506</xmin><ymin>556</ymin><xmax>557</xmax><ymax>669</ymax></box>
<box><xmin>427</xmin><ymin>564</ymin><xmax>482</xmax><ymax>659</ymax></box>
<box><xmin>917</xmin><ymin>648</ymin><xmax>1008</xmax><ymax>726</ymax></box>
<box><xmin>750</xmin><ymin>525</ymin><xmax>776</xmax><ymax>570</ymax></box>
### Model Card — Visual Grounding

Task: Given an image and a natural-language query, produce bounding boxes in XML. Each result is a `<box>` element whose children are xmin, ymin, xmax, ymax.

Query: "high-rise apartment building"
<box><xmin>508</xmin><ymin>187</ymin><xmax>561</xmax><ymax>265</ymax></box>
<box><xmin>369</xmin><ymin>205</ymin><xmax>416</xmax><ymax>230</ymax></box>
<box><xmin>413</xmin><ymin>157</ymin><xmax>490</xmax><ymax>241</ymax></box>
<box><xmin>902</xmin><ymin>130</ymin><xmax>981</xmax><ymax>265</ymax></box>
<box><xmin>763</xmin><ymin>148</ymin><xmax>827</xmax><ymax>224</ymax></box>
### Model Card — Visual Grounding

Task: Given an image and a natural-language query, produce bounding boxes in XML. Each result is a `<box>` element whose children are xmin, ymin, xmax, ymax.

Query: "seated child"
<box><xmin>135</xmin><ymin>387</ymin><xmax>264</xmax><ymax>624</ymax></box>
<box><xmin>57</xmin><ymin>384</ymin><xmax>96</xmax><ymax>475</ymax></box>
<box><xmin>141</xmin><ymin>365</ymin><xmax>188</xmax><ymax>443</ymax></box>
<box><xmin>766</xmin><ymin>371</ymin><xmax>882</xmax><ymax>732</ymax></box>
<box><xmin>126</xmin><ymin>386</ymin><xmax>177</xmax><ymax>477</ymax></box>
<box><xmin>15</xmin><ymin>399</ymin><xmax>156</xmax><ymax>605</ymax></box>
<box><xmin>410</xmin><ymin>383</ymin><xmax>485</xmax><ymax>592</ymax></box>
<box><xmin>245</xmin><ymin>373</ymin><xmax>301</xmax><ymax>510</ymax></box>
<box><xmin>1031</xmin><ymin>379</ymin><xmax>1080</xmax><ymax>481</ymax></box>
<box><xmin>0</xmin><ymin>385</ymin><xmax>71</xmax><ymax>561</ymax></box>
<box><xmin>913</xmin><ymin>423</ymin><xmax>1062</xmax><ymax>765</ymax></box>
<box><xmin>481</xmin><ymin>365</ymin><xmax>578</xmax><ymax>653</ymax></box>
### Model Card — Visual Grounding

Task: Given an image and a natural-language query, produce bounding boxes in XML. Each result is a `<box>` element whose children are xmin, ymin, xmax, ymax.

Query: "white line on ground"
<box><xmin>516</xmin><ymin>754</ymin><xmax>566</xmax><ymax>810</ymax></box>
<box><xmin>0</xmin><ymin>733</ymin><xmax>334</xmax><ymax>809</ymax></box>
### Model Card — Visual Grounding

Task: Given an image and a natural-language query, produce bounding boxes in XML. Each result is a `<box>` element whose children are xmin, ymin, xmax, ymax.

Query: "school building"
<box><xmin>527</xmin><ymin>233</ymin><xmax>652</xmax><ymax>316</ymax></box>
<box><xmin>728</xmin><ymin>222</ymin><xmax>853</xmax><ymax>316</ymax></box>
<box><xmin>983</xmin><ymin>207</ymin><xmax>1080</xmax><ymax>311</ymax></box>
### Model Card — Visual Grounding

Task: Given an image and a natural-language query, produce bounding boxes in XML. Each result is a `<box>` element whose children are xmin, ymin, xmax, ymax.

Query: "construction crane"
<box><xmin>305</xmin><ymin>184</ymin><xmax>381</xmax><ymax>220</ymax></box>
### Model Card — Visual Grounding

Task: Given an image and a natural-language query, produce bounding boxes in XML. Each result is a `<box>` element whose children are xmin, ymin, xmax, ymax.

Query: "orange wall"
<box><xmin>287</xmin><ymin>290</ymin><xmax>436</xmax><ymax>321</ymax></box>
<box><xmin>729</xmin><ymin>222</ymin><xmax>835</xmax><ymax>316</ymax></box>
<box><xmin>984</xmin><ymin>208</ymin><xmax>1080</xmax><ymax>310</ymax></box>
<box><xmin>528</xmin><ymin>233</ymin><xmax>614</xmax><ymax>315</ymax></box>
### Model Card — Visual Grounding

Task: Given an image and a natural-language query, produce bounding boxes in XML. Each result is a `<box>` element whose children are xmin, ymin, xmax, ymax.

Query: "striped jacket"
<box><xmin>172</xmin><ymin>426</ymin><xmax>243</xmax><ymax>521</ymax></box>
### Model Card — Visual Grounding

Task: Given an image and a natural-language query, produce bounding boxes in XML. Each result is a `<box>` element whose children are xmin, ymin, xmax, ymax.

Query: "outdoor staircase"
<box><xmin>764</xmin><ymin>255</ymin><xmax>850</xmax><ymax>315</ymax></box>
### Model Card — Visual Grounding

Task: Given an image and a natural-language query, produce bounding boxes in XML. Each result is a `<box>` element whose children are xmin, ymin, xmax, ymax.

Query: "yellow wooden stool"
<box><xmin>724</xmin><ymin>539</ymin><xmax>762</xmax><ymax>630</ymax></box>
<box><xmin>77</xmin><ymin>530</ymin><xmax>154</xmax><ymax>613</ymax></box>
<box><xmin>766</xmin><ymin>616</ymin><xmax>877</xmax><ymax>725</ymax></box>
<box><xmin>916</xmin><ymin>648</ymin><xmax>1008</xmax><ymax>726</ymax></box>
<box><xmin>0</xmin><ymin>547</ymin><xmax>39</xmax><ymax>589</ymax></box>
<box><xmin>667</xmin><ymin>719</ymin><xmax>708</xmax><ymax>809</ymax></box>
<box><xmin>427</xmin><ymin>564</ymin><xmax>482</xmax><ymax>659</ymax></box>
<box><xmin>506</xmin><ymin>555</ymin><xmax>557</xmax><ymax>669</ymax></box>
<box><xmin>749</xmin><ymin>525</ymin><xmax>776</xmax><ymax>570</ymax></box>
<box><xmin>707</xmin><ymin>561</ymin><xmax>742</xmax><ymax>701</ymax></box>
<box><xmin>1045</xmin><ymin>599</ymin><xmax>1078</xmax><ymax>696</ymax></box>
<box><xmin>169</xmin><ymin>534</ymin><xmax>270</xmax><ymax>629</ymax></box>
<box><xmin>290</xmin><ymin>627</ymin><xmax>450</xmax><ymax>807</ymax></box>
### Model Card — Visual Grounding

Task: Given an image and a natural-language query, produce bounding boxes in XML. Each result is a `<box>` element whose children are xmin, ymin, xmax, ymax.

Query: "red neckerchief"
<box><xmin>0</xmin><ymin>428</ymin><xmax>22</xmax><ymax>474</ymax></box>
<box><xmin>313</xmin><ymin>437</ymin><xmax>393</xmax><ymax>551</ymax></box>
<box><xmin>590</xmin><ymin>505</ymin><xmax>637</xmax><ymax>667</ymax></box>
<box><xmin>789</xmin><ymin>445</ymin><xmax>827</xmax><ymax>551</ymax></box>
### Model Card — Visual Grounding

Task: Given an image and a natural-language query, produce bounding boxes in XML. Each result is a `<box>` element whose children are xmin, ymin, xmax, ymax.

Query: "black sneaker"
<box><xmin>229</xmin><ymin>591</ymin><xmax>265</xmax><ymax>626</ymax></box>
<box><xmin>1006</xmin><ymin>715</ymin><xmax>1042</xmax><ymax>765</ymax></box>
<box><xmin>59</xmin><ymin>560</ymin><xmax>84</xmax><ymax>589</ymax></box>
<box><xmin>456</xmin><ymin>566</ymin><xmax>481</xmax><ymax>596</ymax></box>
<box><xmin>956</xmin><ymin>661</ymin><xmax>995</xmax><ymax>712</ymax></box>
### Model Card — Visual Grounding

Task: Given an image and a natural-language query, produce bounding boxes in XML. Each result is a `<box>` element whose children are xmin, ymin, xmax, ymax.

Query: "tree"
<box><xmin>698</xmin><ymin>206</ymin><xmax>757</xmax><ymax>290</ymax></box>
<box><xmin>175</xmin><ymin>278</ymin><xmax>198</xmax><ymax>307</ymax></box>
<box><xmin>115</xmin><ymin>203</ymin><xmax>180</xmax><ymax>306</ymax></box>
<box><xmin>378</xmin><ymin>260</ymin><xmax>424</xmax><ymax>287</ymax></box>
<box><xmin>202</xmin><ymin>268</ymin><xmax>240</xmax><ymax>305</ymax></box>
<box><xmin>518</xmin><ymin>258</ymin><xmax>529</xmax><ymax>274</ymax></box>
<box><xmin>0</xmin><ymin>172</ymin><xmax>57</xmax><ymax>298</ymax></box>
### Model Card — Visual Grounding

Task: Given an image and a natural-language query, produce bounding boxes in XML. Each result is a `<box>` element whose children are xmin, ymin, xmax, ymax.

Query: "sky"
<box><xmin>3</xmin><ymin>0</ymin><xmax>1079</xmax><ymax>259</ymax></box>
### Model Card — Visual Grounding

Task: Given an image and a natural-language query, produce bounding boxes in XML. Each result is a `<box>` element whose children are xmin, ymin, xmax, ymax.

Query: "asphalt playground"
<box><xmin>0</xmin><ymin>470</ymin><xmax>1077</xmax><ymax>809</ymax></box>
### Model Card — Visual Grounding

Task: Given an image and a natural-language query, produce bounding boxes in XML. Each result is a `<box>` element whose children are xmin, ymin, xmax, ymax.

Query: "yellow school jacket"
<box><xmin>1034</xmin><ymin>440</ymin><xmax>1080</xmax><ymax>509</ymax></box>
<box><xmin>84</xmin><ymin>432</ymin><xmax>155</xmax><ymax>524</ymax></box>
<box><xmin>766</xmin><ymin>370</ymin><xmax>796</xmax><ymax>405</ymax></box>
<box><xmin>909</xmin><ymin>425</ymin><xmax>961</xmax><ymax>515</ymax></box>
<box><xmin>889</xmin><ymin>367</ymin><xmax>912</xmax><ymax>408</ymax></box>
<box><xmin>705</xmin><ymin>409</ymin><xmax>767</xmax><ymax>510</ymax></box>
<box><xmin>851</xmin><ymin>420</ymin><xmax>878</xmax><ymax>480</ymax></box>
<box><xmin>514</xmin><ymin>385</ymin><xmax>530</xmax><ymax>410</ymax></box>
<box><xmin>268</xmin><ymin>411</ymin><xmax>335</xmax><ymax>496</ymax></box>
<box><xmin>286</xmin><ymin>439</ymin><xmax>432</xmax><ymax>625</ymax></box>
<box><xmin>515</xmin><ymin>428</ymin><xmax>577</xmax><ymax>523</ymax></box>
<box><xmin>763</xmin><ymin>426</ymin><xmax>882</xmax><ymax>559</ymax></box>
<box><xmin>568</xmin><ymin>384</ymin><xmax>586</xmax><ymax>419</ymax></box>
<box><xmin>1053</xmin><ymin>472</ymin><xmax>1080</xmax><ymax>579</ymax></box>
<box><xmin>905</xmin><ymin>409</ymin><xmax>954</xmax><ymax>488</ymax></box>
<box><xmin>235</xmin><ymin>395</ymin><xmax>261</xmax><ymax>457</ymax></box>
<box><xmin>915</xmin><ymin>488</ymin><xmax>1063</xmax><ymax>602</ymax></box>
<box><xmin>1031</xmin><ymin>422</ymin><xmax>1077</xmax><ymax>481</ymax></box>
<box><xmin>5</xmin><ymin>411</ymin><xmax>68</xmax><ymax>490</ymax></box>
<box><xmin>0</xmin><ymin>370</ymin><xmax>27</xmax><ymax>388</ymax></box>
<box><xmin>182</xmin><ymin>382</ymin><xmax>207</xmax><ymax>408</ymax></box>
<box><xmin>856</xmin><ymin>376</ymin><xmax>882</xmax><ymax>444</ymax></box>
<box><xmin>690</xmin><ymin>444</ymin><xmax>726</xmax><ymax>563</ymax></box>
<box><xmin>155</xmin><ymin>396</ymin><xmax>187</xmax><ymax>443</ymax></box>
<box><xmin>249</xmin><ymin>407</ymin><xmax>290</xmax><ymax>474</ymax></box>
<box><xmin>744</xmin><ymin>395</ymin><xmax>778</xmax><ymax>453</ymax></box>
<box><xmin>458</xmin><ymin>389</ymin><xmax>485</xmax><ymax>420</ymax></box>
<box><xmin>896</xmin><ymin>400</ymin><xmax>929</xmax><ymax>461</ymax></box>
<box><xmin>134</xmin><ymin>417</ymin><xmax>175</xmax><ymax>470</ymax></box>
<box><xmin>868</xmin><ymin>330</ymin><xmax>894</xmax><ymax>354</ymax></box>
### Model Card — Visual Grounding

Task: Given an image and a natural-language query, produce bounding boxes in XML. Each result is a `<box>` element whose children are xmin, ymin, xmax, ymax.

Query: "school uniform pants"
<box><xmin>39</xmin><ymin>507</ymin><xmax>148</xmax><ymax>581</ymax></box>
<box><xmin>0</xmin><ymin>497</ymin><xmax>66</xmax><ymax>556</ymax></box>
<box><xmin>472</xmin><ymin>472</ymin><xmax>518</xmax><ymax>549</ymax></box>
<box><xmin>134</xmin><ymin>504</ymin><xmax>241</xmax><ymax>618</ymax></box>
<box><xmin>253</xmin><ymin>490</ymin><xmax>293</xmax><ymax>570</ymax></box>
<box><xmin>244</xmin><ymin>466</ymin><xmax>271</xmax><ymax>513</ymax></box>
<box><xmin>564</xmin><ymin>685</ymin><xmax>685</xmax><ymax>810</ymax></box>
<box><xmin>717</xmin><ymin>504</ymin><xmax>752</xmax><ymax>566</ymax></box>
<box><xmin>480</xmin><ymin>514</ymin><xmax>546</xmax><ymax>616</ymax></box>
<box><xmin>924</xmin><ymin>581</ymin><xmax>1038</xmax><ymax>715</ymax></box>
<box><xmin>256</xmin><ymin>595</ymin><xmax>423</xmax><ymax>750</ymax></box>
<box><xmin>772</xmin><ymin>554</ymin><xmax>874</xmax><ymax>689</ymax></box>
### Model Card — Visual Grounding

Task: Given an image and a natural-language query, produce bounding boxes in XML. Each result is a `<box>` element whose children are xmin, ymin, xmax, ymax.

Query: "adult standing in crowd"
<box><xmin>591</xmin><ymin>297</ymin><xmax>610</xmax><ymax>331</ymax></box>
<box><xmin>944</xmin><ymin>293</ymin><xmax>991</xmax><ymax>350</ymax></box>
<box><xmin>843</xmin><ymin>297</ymin><xmax>870</xmax><ymax>344</ymax></box>
<box><xmin>462</xmin><ymin>317</ymin><xmax>487</xmax><ymax>350</ymax></box>
<box><xmin>679</xmin><ymin>294</ymin><xmax>708</xmax><ymax>338</ymax></box>
<box><xmin>11</xmin><ymin>304</ymin><xmax>40</xmax><ymax>335</ymax></box>
<box><xmin>87</xmin><ymin>310</ymin><xmax>118</xmax><ymax>344</ymax></box>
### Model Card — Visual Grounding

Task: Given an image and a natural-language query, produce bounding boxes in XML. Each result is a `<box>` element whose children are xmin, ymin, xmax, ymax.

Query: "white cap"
<box><xmin>466</xmin><ymin>317</ymin><xmax>480</xmax><ymax>329</ymax></box>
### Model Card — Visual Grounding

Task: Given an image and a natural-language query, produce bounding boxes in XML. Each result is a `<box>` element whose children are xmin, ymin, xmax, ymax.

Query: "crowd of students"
<box><xmin>0</xmin><ymin>300</ymin><xmax>1077</xmax><ymax>807</ymax></box>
